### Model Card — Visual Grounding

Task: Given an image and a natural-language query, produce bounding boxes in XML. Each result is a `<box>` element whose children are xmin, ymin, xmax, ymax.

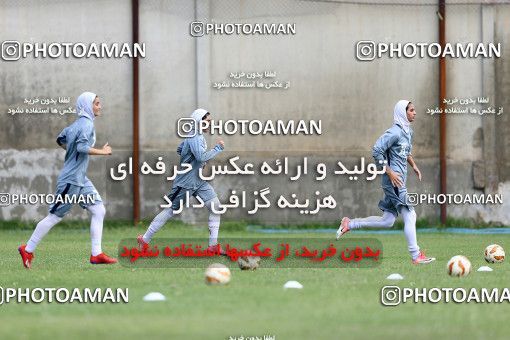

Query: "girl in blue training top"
<box><xmin>19</xmin><ymin>92</ymin><xmax>117</xmax><ymax>268</ymax></box>
<box><xmin>137</xmin><ymin>109</ymin><xmax>225</xmax><ymax>254</ymax></box>
<box><xmin>336</xmin><ymin>100</ymin><xmax>435</xmax><ymax>265</ymax></box>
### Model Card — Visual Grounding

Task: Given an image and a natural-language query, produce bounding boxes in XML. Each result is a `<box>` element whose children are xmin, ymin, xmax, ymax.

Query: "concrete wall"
<box><xmin>0</xmin><ymin>0</ymin><xmax>508</xmax><ymax>225</ymax></box>
<box><xmin>0</xmin><ymin>0</ymin><xmax>133</xmax><ymax>220</ymax></box>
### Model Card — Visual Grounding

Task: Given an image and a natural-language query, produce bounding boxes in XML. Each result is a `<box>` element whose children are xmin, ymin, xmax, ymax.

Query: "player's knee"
<box><xmin>48</xmin><ymin>213</ymin><xmax>63</xmax><ymax>223</ymax></box>
<box><xmin>387</xmin><ymin>215</ymin><xmax>396</xmax><ymax>227</ymax></box>
<box><xmin>205</xmin><ymin>197</ymin><xmax>221</xmax><ymax>213</ymax></box>
<box><xmin>408</xmin><ymin>209</ymin><xmax>417</xmax><ymax>222</ymax></box>
<box><xmin>402</xmin><ymin>207</ymin><xmax>416</xmax><ymax>223</ymax></box>
<box><xmin>382</xmin><ymin>212</ymin><xmax>396</xmax><ymax>227</ymax></box>
<box><xmin>97</xmin><ymin>204</ymin><xmax>106</xmax><ymax>217</ymax></box>
<box><xmin>90</xmin><ymin>203</ymin><xmax>106</xmax><ymax>218</ymax></box>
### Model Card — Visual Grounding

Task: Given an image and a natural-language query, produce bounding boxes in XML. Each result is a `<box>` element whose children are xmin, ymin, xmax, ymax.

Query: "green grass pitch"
<box><xmin>1</xmin><ymin>224</ymin><xmax>510</xmax><ymax>339</ymax></box>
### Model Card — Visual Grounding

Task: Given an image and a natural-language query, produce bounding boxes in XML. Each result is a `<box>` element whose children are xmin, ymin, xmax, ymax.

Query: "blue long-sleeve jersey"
<box><xmin>55</xmin><ymin>115</ymin><xmax>96</xmax><ymax>186</ymax></box>
<box><xmin>172</xmin><ymin>134</ymin><xmax>223</xmax><ymax>190</ymax></box>
<box><xmin>372</xmin><ymin>123</ymin><xmax>413</xmax><ymax>188</ymax></box>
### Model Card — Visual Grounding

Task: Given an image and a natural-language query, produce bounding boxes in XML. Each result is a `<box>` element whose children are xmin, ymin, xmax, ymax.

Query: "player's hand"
<box><xmin>217</xmin><ymin>139</ymin><xmax>224</xmax><ymax>148</ymax></box>
<box><xmin>387</xmin><ymin>169</ymin><xmax>403</xmax><ymax>188</ymax></box>
<box><xmin>413</xmin><ymin>165</ymin><xmax>422</xmax><ymax>181</ymax></box>
<box><xmin>102</xmin><ymin>142</ymin><xmax>112</xmax><ymax>155</ymax></box>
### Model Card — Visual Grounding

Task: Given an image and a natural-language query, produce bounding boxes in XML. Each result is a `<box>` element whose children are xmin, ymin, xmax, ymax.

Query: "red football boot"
<box><xmin>137</xmin><ymin>234</ymin><xmax>149</xmax><ymax>251</ymax></box>
<box><xmin>206</xmin><ymin>243</ymin><xmax>226</xmax><ymax>256</ymax></box>
<box><xmin>18</xmin><ymin>244</ymin><xmax>34</xmax><ymax>269</ymax></box>
<box><xmin>90</xmin><ymin>253</ymin><xmax>118</xmax><ymax>264</ymax></box>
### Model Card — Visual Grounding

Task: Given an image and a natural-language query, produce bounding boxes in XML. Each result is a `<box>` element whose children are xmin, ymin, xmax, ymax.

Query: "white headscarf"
<box><xmin>393</xmin><ymin>99</ymin><xmax>411</xmax><ymax>134</ymax></box>
<box><xmin>76</xmin><ymin>92</ymin><xmax>97</xmax><ymax>120</ymax></box>
<box><xmin>190</xmin><ymin>108</ymin><xmax>209</xmax><ymax>135</ymax></box>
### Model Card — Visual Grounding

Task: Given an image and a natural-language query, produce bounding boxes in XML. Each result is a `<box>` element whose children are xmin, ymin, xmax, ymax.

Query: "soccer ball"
<box><xmin>238</xmin><ymin>256</ymin><xmax>261</xmax><ymax>270</ymax></box>
<box><xmin>205</xmin><ymin>263</ymin><xmax>231</xmax><ymax>285</ymax></box>
<box><xmin>484</xmin><ymin>244</ymin><xmax>505</xmax><ymax>263</ymax></box>
<box><xmin>446</xmin><ymin>255</ymin><xmax>471</xmax><ymax>277</ymax></box>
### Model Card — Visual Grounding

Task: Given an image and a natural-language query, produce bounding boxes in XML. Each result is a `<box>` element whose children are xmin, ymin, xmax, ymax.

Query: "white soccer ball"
<box><xmin>484</xmin><ymin>244</ymin><xmax>505</xmax><ymax>263</ymax></box>
<box><xmin>205</xmin><ymin>263</ymin><xmax>231</xmax><ymax>285</ymax></box>
<box><xmin>447</xmin><ymin>255</ymin><xmax>471</xmax><ymax>277</ymax></box>
<box><xmin>238</xmin><ymin>256</ymin><xmax>261</xmax><ymax>270</ymax></box>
